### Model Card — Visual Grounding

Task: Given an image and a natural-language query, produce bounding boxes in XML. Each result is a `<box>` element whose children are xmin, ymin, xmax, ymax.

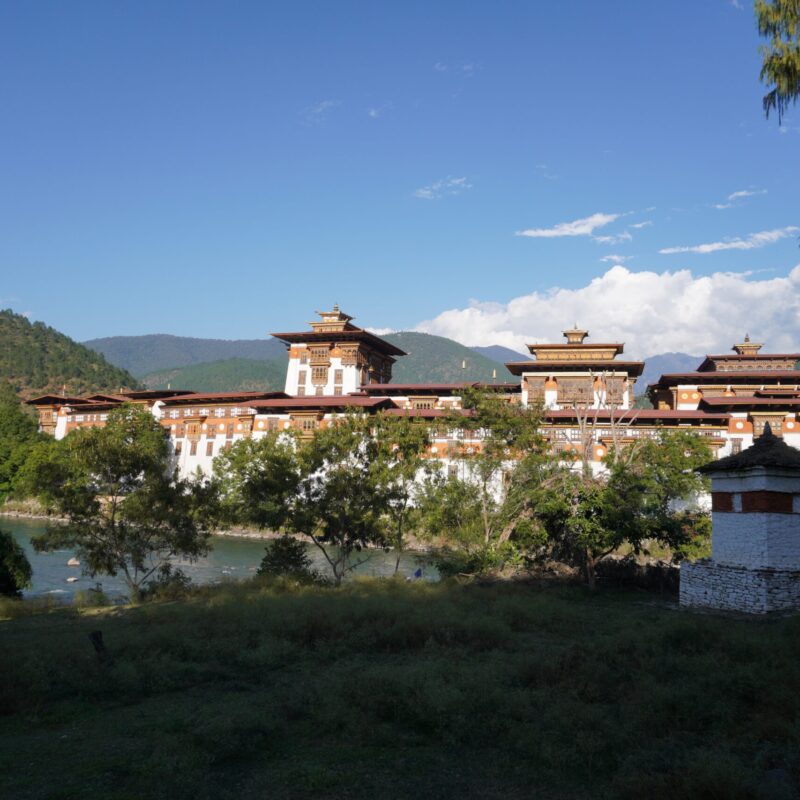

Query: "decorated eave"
<box><xmin>358</xmin><ymin>382</ymin><xmax>521</xmax><ymax>396</ymax></box>
<box><xmin>383</xmin><ymin>407</ymin><xmax>475</xmax><ymax>419</ymax></box>
<box><xmin>544</xmin><ymin>408</ymin><xmax>730</xmax><ymax>424</ymax></box>
<box><xmin>505</xmin><ymin>360</ymin><xmax>644</xmax><ymax>377</ymax></box>
<box><xmin>248</xmin><ymin>396</ymin><xmax>398</xmax><ymax>413</ymax></box>
<box><xmin>696</xmin><ymin>353</ymin><xmax>800</xmax><ymax>372</ymax></box>
<box><xmin>270</xmin><ymin>329</ymin><xmax>406</xmax><ymax>357</ymax></box>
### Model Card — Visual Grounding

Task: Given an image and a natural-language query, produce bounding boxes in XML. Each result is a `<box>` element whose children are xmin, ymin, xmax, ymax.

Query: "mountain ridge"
<box><xmin>1</xmin><ymin>309</ymin><xmax>139</xmax><ymax>398</ymax></box>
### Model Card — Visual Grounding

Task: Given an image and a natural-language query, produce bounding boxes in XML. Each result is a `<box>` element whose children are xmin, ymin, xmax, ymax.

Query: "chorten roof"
<box><xmin>698</xmin><ymin>424</ymin><xmax>800</xmax><ymax>473</ymax></box>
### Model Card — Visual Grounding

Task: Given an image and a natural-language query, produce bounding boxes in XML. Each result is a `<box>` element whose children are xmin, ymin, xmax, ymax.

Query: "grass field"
<box><xmin>1</xmin><ymin>579</ymin><xmax>798</xmax><ymax>800</ymax></box>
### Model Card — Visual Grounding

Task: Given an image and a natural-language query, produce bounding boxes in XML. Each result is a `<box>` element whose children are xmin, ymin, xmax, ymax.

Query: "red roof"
<box><xmin>163</xmin><ymin>391</ymin><xmax>289</xmax><ymax>405</ymax></box>
<box><xmin>26</xmin><ymin>395</ymin><xmax>101</xmax><ymax>406</ymax></box>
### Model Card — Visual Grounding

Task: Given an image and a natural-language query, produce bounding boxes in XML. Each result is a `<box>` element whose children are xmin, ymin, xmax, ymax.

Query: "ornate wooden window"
<box><xmin>525</xmin><ymin>377</ymin><xmax>546</xmax><ymax>401</ymax></box>
<box><xmin>334</xmin><ymin>369</ymin><xmax>343</xmax><ymax>385</ymax></box>
<box><xmin>605</xmin><ymin>377</ymin><xmax>625</xmax><ymax>404</ymax></box>
<box><xmin>226</xmin><ymin>423</ymin><xmax>234</xmax><ymax>440</ymax></box>
<box><xmin>190</xmin><ymin>441</ymin><xmax>198</xmax><ymax>456</ymax></box>
<box><xmin>311</xmin><ymin>366</ymin><xmax>328</xmax><ymax>384</ymax></box>
<box><xmin>206</xmin><ymin>441</ymin><xmax>214</xmax><ymax>457</ymax></box>
<box><xmin>557</xmin><ymin>378</ymin><xmax>593</xmax><ymax>405</ymax></box>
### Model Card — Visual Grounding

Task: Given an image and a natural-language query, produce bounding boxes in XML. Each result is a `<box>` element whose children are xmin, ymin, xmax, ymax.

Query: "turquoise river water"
<box><xmin>4</xmin><ymin>517</ymin><xmax>437</xmax><ymax>599</ymax></box>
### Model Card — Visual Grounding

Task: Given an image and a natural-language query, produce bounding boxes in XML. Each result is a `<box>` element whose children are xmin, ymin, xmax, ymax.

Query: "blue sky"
<box><xmin>0</xmin><ymin>1</ymin><xmax>798</xmax><ymax>356</ymax></box>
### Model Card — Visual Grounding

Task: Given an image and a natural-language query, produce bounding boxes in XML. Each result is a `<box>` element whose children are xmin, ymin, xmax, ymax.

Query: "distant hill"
<box><xmin>0</xmin><ymin>309</ymin><xmax>139</xmax><ymax>398</ymax></box>
<box><xmin>84</xmin><ymin>334</ymin><xmax>286</xmax><ymax>377</ymax></box>
<box><xmin>86</xmin><ymin>330</ymin><xmax>517</xmax><ymax>387</ymax></box>
<box><xmin>384</xmin><ymin>332</ymin><xmax>515</xmax><ymax>384</ymax></box>
<box><xmin>141</xmin><ymin>358</ymin><xmax>287</xmax><ymax>393</ymax></box>
<box><xmin>636</xmin><ymin>352</ymin><xmax>702</xmax><ymax>392</ymax></box>
<box><xmin>471</xmin><ymin>345</ymin><xmax>528</xmax><ymax>364</ymax></box>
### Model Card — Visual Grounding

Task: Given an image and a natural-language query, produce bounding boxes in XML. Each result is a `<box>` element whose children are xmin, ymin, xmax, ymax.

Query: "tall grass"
<box><xmin>1</xmin><ymin>578</ymin><xmax>798</xmax><ymax>799</ymax></box>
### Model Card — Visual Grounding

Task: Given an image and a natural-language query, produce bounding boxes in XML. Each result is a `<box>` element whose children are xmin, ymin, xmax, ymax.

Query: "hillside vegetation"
<box><xmin>142</xmin><ymin>358</ymin><xmax>287</xmax><ymax>393</ymax></box>
<box><xmin>84</xmin><ymin>333</ymin><xmax>286</xmax><ymax>377</ymax></box>
<box><xmin>384</xmin><ymin>332</ymin><xmax>516</xmax><ymax>383</ymax></box>
<box><xmin>0</xmin><ymin>310</ymin><xmax>139</xmax><ymax>398</ymax></box>
<box><xmin>1</xmin><ymin>579</ymin><xmax>798</xmax><ymax>799</ymax></box>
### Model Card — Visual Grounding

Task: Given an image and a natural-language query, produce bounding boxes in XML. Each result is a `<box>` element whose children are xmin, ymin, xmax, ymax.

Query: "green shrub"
<box><xmin>73</xmin><ymin>583</ymin><xmax>110</xmax><ymax>608</ymax></box>
<box><xmin>140</xmin><ymin>565</ymin><xmax>194</xmax><ymax>602</ymax></box>
<box><xmin>0</xmin><ymin>528</ymin><xmax>32</xmax><ymax>597</ymax></box>
<box><xmin>257</xmin><ymin>536</ymin><xmax>321</xmax><ymax>583</ymax></box>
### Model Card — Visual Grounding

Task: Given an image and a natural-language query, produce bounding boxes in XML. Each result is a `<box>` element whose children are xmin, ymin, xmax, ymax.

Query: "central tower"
<box><xmin>271</xmin><ymin>306</ymin><xmax>407</xmax><ymax>397</ymax></box>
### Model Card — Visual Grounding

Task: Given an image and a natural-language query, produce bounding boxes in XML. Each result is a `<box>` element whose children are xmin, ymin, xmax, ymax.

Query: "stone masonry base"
<box><xmin>680</xmin><ymin>559</ymin><xmax>800</xmax><ymax>614</ymax></box>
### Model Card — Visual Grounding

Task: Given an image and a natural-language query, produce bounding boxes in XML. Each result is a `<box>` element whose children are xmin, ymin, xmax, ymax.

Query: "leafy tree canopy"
<box><xmin>757</xmin><ymin>0</ymin><xmax>800</xmax><ymax>122</ymax></box>
<box><xmin>0</xmin><ymin>528</ymin><xmax>32</xmax><ymax>597</ymax></box>
<box><xmin>27</xmin><ymin>404</ymin><xmax>216</xmax><ymax>598</ymax></box>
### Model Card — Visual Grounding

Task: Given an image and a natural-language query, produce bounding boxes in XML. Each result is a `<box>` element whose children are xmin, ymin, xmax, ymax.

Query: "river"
<box><xmin>3</xmin><ymin>518</ymin><xmax>437</xmax><ymax>599</ymax></box>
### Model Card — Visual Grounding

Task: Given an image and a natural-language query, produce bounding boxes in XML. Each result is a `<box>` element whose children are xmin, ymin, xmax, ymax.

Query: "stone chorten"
<box><xmin>680</xmin><ymin>424</ymin><xmax>800</xmax><ymax>613</ymax></box>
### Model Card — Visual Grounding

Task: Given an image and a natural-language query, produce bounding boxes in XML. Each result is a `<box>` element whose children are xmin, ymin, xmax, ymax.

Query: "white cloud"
<box><xmin>660</xmin><ymin>226</ymin><xmax>798</xmax><ymax>254</ymax></box>
<box><xmin>728</xmin><ymin>189</ymin><xmax>767</xmax><ymax>201</ymax></box>
<box><xmin>599</xmin><ymin>254</ymin><xmax>632</xmax><ymax>264</ymax></box>
<box><xmin>414</xmin><ymin>265</ymin><xmax>800</xmax><ymax>359</ymax></box>
<box><xmin>434</xmin><ymin>62</ymin><xmax>448</xmax><ymax>72</ymax></box>
<box><xmin>629</xmin><ymin>220</ymin><xmax>652</xmax><ymax>229</ymax></box>
<box><xmin>714</xmin><ymin>188</ymin><xmax>767</xmax><ymax>209</ymax></box>
<box><xmin>517</xmin><ymin>212</ymin><xmax>618</xmax><ymax>239</ymax></box>
<box><xmin>367</xmin><ymin>102</ymin><xmax>392</xmax><ymax>119</ymax></box>
<box><xmin>594</xmin><ymin>231</ymin><xmax>633</xmax><ymax>245</ymax></box>
<box><xmin>414</xmin><ymin>176</ymin><xmax>472</xmax><ymax>200</ymax></box>
<box><xmin>303</xmin><ymin>99</ymin><xmax>340</xmax><ymax>124</ymax></box>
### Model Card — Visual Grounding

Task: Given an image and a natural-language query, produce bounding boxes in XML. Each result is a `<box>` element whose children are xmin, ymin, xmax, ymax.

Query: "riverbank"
<box><xmin>1</xmin><ymin>578</ymin><xmax>798</xmax><ymax>800</ymax></box>
<box><xmin>0</xmin><ymin>507</ymin><xmax>432</xmax><ymax>551</ymax></box>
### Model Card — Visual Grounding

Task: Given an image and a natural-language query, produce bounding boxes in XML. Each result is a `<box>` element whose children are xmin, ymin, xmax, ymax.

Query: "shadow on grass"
<box><xmin>1</xmin><ymin>578</ymin><xmax>799</xmax><ymax>800</ymax></box>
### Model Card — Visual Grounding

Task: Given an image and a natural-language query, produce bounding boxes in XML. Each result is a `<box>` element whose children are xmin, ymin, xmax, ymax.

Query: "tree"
<box><xmin>450</xmin><ymin>388</ymin><xmax>546</xmax><ymax>545</ymax></box>
<box><xmin>756</xmin><ymin>0</ymin><xmax>800</xmax><ymax>123</ymax></box>
<box><xmin>213</xmin><ymin>431</ymin><xmax>302</xmax><ymax>531</ymax></box>
<box><xmin>373</xmin><ymin>413</ymin><xmax>432</xmax><ymax>573</ymax></box>
<box><xmin>215</xmin><ymin>414</ymin><xmax>393</xmax><ymax>585</ymax></box>
<box><xmin>257</xmin><ymin>535</ymin><xmax>319</xmax><ymax>582</ymax></box>
<box><xmin>521</xmin><ymin>429</ymin><xmax>712</xmax><ymax>589</ymax></box>
<box><xmin>416</xmin><ymin>471</ymin><xmax>486</xmax><ymax>553</ymax></box>
<box><xmin>292</xmin><ymin>413</ymin><xmax>391</xmax><ymax>585</ymax></box>
<box><xmin>0</xmin><ymin>381</ymin><xmax>49</xmax><ymax>501</ymax></box>
<box><xmin>0</xmin><ymin>529</ymin><xmax>32</xmax><ymax>597</ymax></box>
<box><xmin>27</xmin><ymin>404</ymin><xmax>215</xmax><ymax>600</ymax></box>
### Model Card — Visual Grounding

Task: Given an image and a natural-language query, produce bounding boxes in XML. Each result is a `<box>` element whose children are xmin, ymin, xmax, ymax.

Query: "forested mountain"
<box><xmin>0</xmin><ymin>310</ymin><xmax>139</xmax><ymax>398</ymax></box>
<box><xmin>470</xmin><ymin>344</ymin><xmax>528</xmax><ymax>364</ymax></box>
<box><xmin>142</xmin><ymin>358</ymin><xmax>287</xmax><ymax>393</ymax></box>
<box><xmin>383</xmin><ymin>333</ymin><xmax>516</xmax><ymax>383</ymax></box>
<box><xmin>83</xmin><ymin>334</ymin><xmax>286</xmax><ymax>377</ymax></box>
